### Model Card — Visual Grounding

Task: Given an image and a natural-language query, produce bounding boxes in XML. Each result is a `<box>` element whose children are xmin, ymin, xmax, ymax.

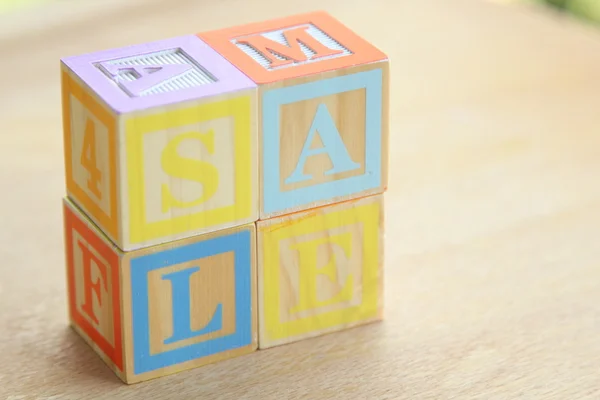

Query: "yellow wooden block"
<box><xmin>124</xmin><ymin>95</ymin><xmax>255</xmax><ymax>247</ymax></box>
<box><xmin>63</xmin><ymin>197</ymin><xmax>257</xmax><ymax>384</ymax></box>
<box><xmin>61</xmin><ymin>35</ymin><xmax>258</xmax><ymax>251</ymax></box>
<box><xmin>256</xmin><ymin>194</ymin><xmax>384</xmax><ymax>349</ymax></box>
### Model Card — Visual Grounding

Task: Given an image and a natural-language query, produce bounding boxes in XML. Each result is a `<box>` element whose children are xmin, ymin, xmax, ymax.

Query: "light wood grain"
<box><xmin>2</xmin><ymin>0</ymin><xmax>600</xmax><ymax>398</ymax></box>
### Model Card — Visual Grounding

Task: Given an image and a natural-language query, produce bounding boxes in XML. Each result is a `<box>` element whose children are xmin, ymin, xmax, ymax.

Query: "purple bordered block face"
<box><xmin>60</xmin><ymin>36</ymin><xmax>258</xmax><ymax>251</ymax></box>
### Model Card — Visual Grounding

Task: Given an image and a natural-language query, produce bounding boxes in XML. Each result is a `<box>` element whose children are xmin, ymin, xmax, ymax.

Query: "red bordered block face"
<box><xmin>63</xmin><ymin>198</ymin><xmax>257</xmax><ymax>384</ymax></box>
<box><xmin>61</xmin><ymin>35</ymin><xmax>258</xmax><ymax>251</ymax></box>
<box><xmin>64</xmin><ymin>198</ymin><xmax>123</xmax><ymax>372</ymax></box>
<box><xmin>199</xmin><ymin>11</ymin><xmax>390</xmax><ymax>219</ymax></box>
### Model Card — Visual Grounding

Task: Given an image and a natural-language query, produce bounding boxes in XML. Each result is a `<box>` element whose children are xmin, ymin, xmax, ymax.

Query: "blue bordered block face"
<box><xmin>260</xmin><ymin>62</ymin><xmax>389</xmax><ymax>218</ymax></box>
<box><xmin>120</xmin><ymin>224</ymin><xmax>257</xmax><ymax>384</ymax></box>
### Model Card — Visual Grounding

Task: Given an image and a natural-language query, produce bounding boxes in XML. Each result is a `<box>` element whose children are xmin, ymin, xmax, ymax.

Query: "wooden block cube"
<box><xmin>63</xmin><ymin>197</ymin><xmax>257</xmax><ymax>384</ymax></box>
<box><xmin>61</xmin><ymin>35</ymin><xmax>258</xmax><ymax>251</ymax></box>
<box><xmin>256</xmin><ymin>194</ymin><xmax>384</xmax><ymax>349</ymax></box>
<box><xmin>199</xmin><ymin>11</ymin><xmax>390</xmax><ymax>219</ymax></box>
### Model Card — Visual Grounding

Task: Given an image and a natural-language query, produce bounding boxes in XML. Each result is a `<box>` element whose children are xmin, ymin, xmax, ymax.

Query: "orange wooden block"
<box><xmin>199</xmin><ymin>11</ymin><xmax>387</xmax><ymax>85</ymax></box>
<box><xmin>199</xmin><ymin>11</ymin><xmax>390</xmax><ymax>219</ymax></box>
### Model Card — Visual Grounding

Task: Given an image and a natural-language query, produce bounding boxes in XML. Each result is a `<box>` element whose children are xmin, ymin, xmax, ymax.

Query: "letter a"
<box><xmin>100</xmin><ymin>62</ymin><xmax>192</xmax><ymax>97</ymax></box>
<box><xmin>161</xmin><ymin>266</ymin><xmax>223</xmax><ymax>345</ymax></box>
<box><xmin>285</xmin><ymin>103</ymin><xmax>360</xmax><ymax>185</ymax></box>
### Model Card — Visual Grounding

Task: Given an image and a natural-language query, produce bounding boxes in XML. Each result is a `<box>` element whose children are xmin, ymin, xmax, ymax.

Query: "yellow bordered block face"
<box><xmin>63</xmin><ymin>198</ymin><xmax>257</xmax><ymax>384</ymax></box>
<box><xmin>256</xmin><ymin>194</ymin><xmax>384</xmax><ymax>349</ymax></box>
<box><xmin>61</xmin><ymin>35</ymin><xmax>258</xmax><ymax>251</ymax></box>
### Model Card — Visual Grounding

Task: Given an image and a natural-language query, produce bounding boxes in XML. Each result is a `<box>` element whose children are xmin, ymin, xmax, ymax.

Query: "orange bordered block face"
<box><xmin>63</xmin><ymin>198</ymin><xmax>257</xmax><ymax>384</ymax></box>
<box><xmin>61</xmin><ymin>36</ymin><xmax>258</xmax><ymax>251</ymax></box>
<box><xmin>256</xmin><ymin>194</ymin><xmax>384</xmax><ymax>349</ymax></box>
<box><xmin>199</xmin><ymin>11</ymin><xmax>390</xmax><ymax>219</ymax></box>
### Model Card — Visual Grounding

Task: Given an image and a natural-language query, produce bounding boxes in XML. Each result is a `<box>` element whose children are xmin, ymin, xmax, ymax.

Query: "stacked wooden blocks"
<box><xmin>60</xmin><ymin>11</ymin><xmax>389</xmax><ymax>384</ymax></box>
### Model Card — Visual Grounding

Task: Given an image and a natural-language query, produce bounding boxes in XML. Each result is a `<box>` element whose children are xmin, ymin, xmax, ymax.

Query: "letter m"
<box><xmin>236</xmin><ymin>26</ymin><xmax>344</xmax><ymax>69</ymax></box>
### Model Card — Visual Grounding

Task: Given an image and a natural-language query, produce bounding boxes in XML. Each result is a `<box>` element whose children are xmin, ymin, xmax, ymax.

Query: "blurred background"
<box><xmin>493</xmin><ymin>0</ymin><xmax>600</xmax><ymax>25</ymax></box>
<box><xmin>3</xmin><ymin>0</ymin><xmax>600</xmax><ymax>25</ymax></box>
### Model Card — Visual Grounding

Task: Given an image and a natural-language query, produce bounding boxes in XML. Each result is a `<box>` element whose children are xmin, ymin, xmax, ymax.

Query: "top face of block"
<box><xmin>198</xmin><ymin>11</ymin><xmax>387</xmax><ymax>84</ymax></box>
<box><xmin>61</xmin><ymin>35</ymin><xmax>257</xmax><ymax>114</ymax></box>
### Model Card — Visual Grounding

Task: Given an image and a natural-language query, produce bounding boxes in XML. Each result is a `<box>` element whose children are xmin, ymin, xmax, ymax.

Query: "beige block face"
<box><xmin>69</xmin><ymin>94</ymin><xmax>113</xmax><ymax>217</ymax></box>
<box><xmin>141</xmin><ymin>115</ymin><xmax>237</xmax><ymax>224</ymax></box>
<box><xmin>279</xmin><ymin>87</ymin><xmax>367</xmax><ymax>192</ymax></box>
<box><xmin>146</xmin><ymin>252</ymin><xmax>237</xmax><ymax>355</ymax></box>
<box><xmin>277</xmin><ymin>223</ymin><xmax>365</xmax><ymax>323</ymax></box>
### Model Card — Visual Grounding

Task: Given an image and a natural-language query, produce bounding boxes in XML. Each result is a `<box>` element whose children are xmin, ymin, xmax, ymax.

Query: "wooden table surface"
<box><xmin>1</xmin><ymin>0</ymin><xmax>600</xmax><ymax>398</ymax></box>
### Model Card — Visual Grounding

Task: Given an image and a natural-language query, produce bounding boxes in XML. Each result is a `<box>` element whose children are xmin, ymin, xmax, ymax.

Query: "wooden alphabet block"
<box><xmin>256</xmin><ymin>194</ymin><xmax>384</xmax><ymax>349</ymax></box>
<box><xmin>199</xmin><ymin>11</ymin><xmax>390</xmax><ymax>219</ymax></box>
<box><xmin>61</xmin><ymin>35</ymin><xmax>258</xmax><ymax>251</ymax></box>
<box><xmin>63</xmin><ymin>197</ymin><xmax>257</xmax><ymax>384</ymax></box>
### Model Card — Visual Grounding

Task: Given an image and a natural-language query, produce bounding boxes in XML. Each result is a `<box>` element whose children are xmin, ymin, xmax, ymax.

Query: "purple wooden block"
<box><xmin>61</xmin><ymin>35</ymin><xmax>256</xmax><ymax>114</ymax></box>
